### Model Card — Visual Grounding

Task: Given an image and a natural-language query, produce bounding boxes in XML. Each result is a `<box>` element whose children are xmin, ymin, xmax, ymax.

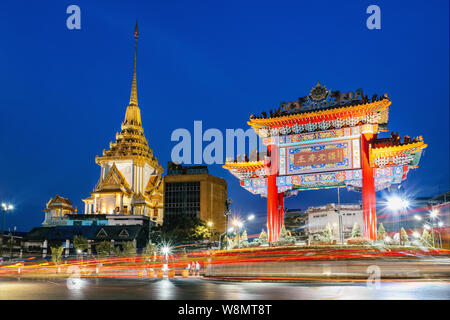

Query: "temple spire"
<box><xmin>129</xmin><ymin>21</ymin><xmax>139</xmax><ymax>106</ymax></box>
<box><xmin>124</xmin><ymin>21</ymin><xmax>142</xmax><ymax>127</ymax></box>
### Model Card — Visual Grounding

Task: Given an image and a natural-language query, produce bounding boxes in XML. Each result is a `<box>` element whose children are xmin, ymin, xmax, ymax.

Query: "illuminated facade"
<box><xmin>164</xmin><ymin>162</ymin><xmax>227</xmax><ymax>233</ymax></box>
<box><xmin>43</xmin><ymin>195</ymin><xmax>76</xmax><ymax>226</ymax></box>
<box><xmin>81</xmin><ymin>23</ymin><xmax>164</xmax><ymax>225</ymax></box>
<box><xmin>224</xmin><ymin>82</ymin><xmax>427</xmax><ymax>242</ymax></box>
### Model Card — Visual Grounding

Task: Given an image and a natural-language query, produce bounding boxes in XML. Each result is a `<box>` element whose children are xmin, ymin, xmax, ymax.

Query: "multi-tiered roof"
<box><xmin>95</xmin><ymin>23</ymin><xmax>162</xmax><ymax>173</ymax></box>
<box><xmin>224</xmin><ymin>82</ymin><xmax>427</xmax><ymax>192</ymax></box>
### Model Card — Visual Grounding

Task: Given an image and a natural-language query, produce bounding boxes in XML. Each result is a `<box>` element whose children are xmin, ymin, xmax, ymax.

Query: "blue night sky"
<box><xmin>0</xmin><ymin>0</ymin><xmax>448</xmax><ymax>234</ymax></box>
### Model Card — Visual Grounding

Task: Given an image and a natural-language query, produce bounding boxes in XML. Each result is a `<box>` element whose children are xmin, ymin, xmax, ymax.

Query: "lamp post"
<box><xmin>8</xmin><ymin>226</ymin><xmax>16</xmax><ymax>259</ymax></box>
<box><xmin>386</xmin><ymin>195</ymin><xmax>409</xmax><ymax>245</ymax></box>
<box><xmin>218</xmin><ymin>199</ymin><xmax>232</xmax><ymax>250</ymax></box>
<box><xmin>207</xmin><ymin>221</ymin><xmax>213</xmax><ymax>248</ymax></box>
<box><xmin>1</xmin><ymin>203</ymin><xmax>14</xmax><ymax>257</ymax></box>
<box><xmin>334</xmin><ymin>187</ymin><xmax>344</xmax><ymax>244</ymax></box>
<box><xmin>415</xmin><ymin>208</ymin><xmax>443</xmax><ymax>248</ymax></box>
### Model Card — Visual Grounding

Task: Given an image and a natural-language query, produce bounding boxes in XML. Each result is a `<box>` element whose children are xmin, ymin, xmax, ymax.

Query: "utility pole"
<box><xmin>1</xmin><ymin>203</ymin><xmax>14</xmax><ymax>257</ymax></box>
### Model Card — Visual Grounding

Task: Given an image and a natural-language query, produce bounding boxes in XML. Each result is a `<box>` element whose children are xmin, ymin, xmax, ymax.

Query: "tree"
<box><xmin>225</xmin><ymin>235</ymin><xmax>233</xmax><ymax>249</ymax></box>
<box><xmin>114</xmin><ymin>246</ymin><xmax>122</xmax><ymax>256</ymax></box>
<box><xmin>122</xmin><ymin>241</ymin><xmax>137</xmax><ymax>257</ymax></box>
<box><xmin>150</xmin><ymin>216</ymin><xmax>212</xmax><ymax>244</ymax></box>
<box><xmin>259</xmin><ymin>229</ymin><xmax>268</xmax><ymax>245</ymax></box>
<box><xmin>192</xmin><ymin>224</ymin><xmax>211</xmax><ymax>241</ymax></box>
<box><xmin>351</xmin><ymin>222</ymin><xmax>362</xmax><ymax>238</ymax></box>
<box><xmin>240</xmin><ymin>230</ymin><xmax>249</xmax><ymax>247</ymax></box>
<box><xmin>73</xmin><ymin>235</ymin><xmax>88</xmax><ymax>253</ymax></box>
<box><xmin>143</xmin><ymin>241</ymin><xmax>156</xmax><ymax>257</ymax></box>
<box><xmin>277</xmin><ymin>225</ymin><xmax>296</xmax><ymax>245</ymax></box>
<box><xmin>50</xmin><ymin>246</ymin><xmax>64</xmax><ymax>265</ymax></box>
<box><xmin>400</xmin><ymin>227</ymin><xmax>409</xmax><ymax>243</ymax></box>
<box><xmin>421</xmin><ymin>229</ymin><xmax>432</xmax><ymax>246</ymax></box>
<box><xmin>377</xmin><ymin>223</ymin><xmax>386</xmax><ymax>240</ymax></box>
<box><xmin>321</xmin><ymin>223</ymin><xmax>334</xmax><ymax>243</ymax></box>
<box><xmin>97</xmin><ymin>241</ymin><xmax>112</xmax><ymax>258</ymax></box>
<box><xmin>233</xmin><ymin>233</ymin><xmax>240</xmax><ymax>248</ymax></box>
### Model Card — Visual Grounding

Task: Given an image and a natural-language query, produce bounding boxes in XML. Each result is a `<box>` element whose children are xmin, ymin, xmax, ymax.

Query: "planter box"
<box><xmin>147</xmin><ymin>269</ymin><xmax>155</xmax><ymax>277</ymax></box>
<box><xmin>168</xmin><ymin>270</ymin><xmax>175</xmax><ymax>278</ymax></box>
<box><xmin>181</xmin><ymin>270</ymin><xmax>189</xmax><ymax>278</ymax></box>
<box><xmin>156</xmin><ymin>270</ymin><xmax>164</xmax><ymax>278</ymax></box>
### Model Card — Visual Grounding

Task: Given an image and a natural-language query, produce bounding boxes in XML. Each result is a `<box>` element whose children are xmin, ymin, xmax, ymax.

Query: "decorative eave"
<box><xmin>223</xmin><ymin>160</ymin><xmax>265</xmax><ymax>171</ymax></box>
<box><xmin>369</xmin><ymin>139</ymin><xmax>427</xmax><ymax>167</ymax></box>
<box><xmin>93</xmin><ymin>163</ymin><xmax>133</xmax><ymax>194</ymax></box>
<box><xmin>248</xmin><ymin>99</ymin><xmax>391</xmax><ymax>131</ymax></box>
<box><xmin>223</xmin><ymin>160</ymin><xmax>266</xmax><ymax>180</ymax></box>
<box><xmin>96</xmin><ymin>154</ymin><xmax>163</xmax><ymax>172</ymax></box>
<box><xmin>47</xmin><ymin>195</ymin><xmax>73</xmax><ymax>207</ymax></box>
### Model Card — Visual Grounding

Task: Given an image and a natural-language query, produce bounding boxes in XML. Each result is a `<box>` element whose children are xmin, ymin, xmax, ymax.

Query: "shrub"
<box><xmin>347</xmin><ymin>237</ymin><xmax>370</xmax><ymax>245</ymax></box>
<box><xmin>97</xmin><ymin>241</ymin><xmax>112</xmax><ymax>257</ymax></box>
<box><xmin>351</xmin><ymin>223</ymin><xmax>362</xmax><ymax>238</ymax></box>
<box><xmin>377</xmin><ymin>223</ymin><xmax>386</xmax><ymax>240</ymax></box>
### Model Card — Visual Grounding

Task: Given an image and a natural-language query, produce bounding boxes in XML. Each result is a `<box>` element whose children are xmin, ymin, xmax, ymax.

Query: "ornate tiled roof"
<box><xmin>248</xmin><ymin>82</ymin><xmax>390</xmax><ymax>131</ymax></box>
<box><xmin>93</xmin><ymin>163</ymin><xmax>132</xmax><ymax>194</ymax></box>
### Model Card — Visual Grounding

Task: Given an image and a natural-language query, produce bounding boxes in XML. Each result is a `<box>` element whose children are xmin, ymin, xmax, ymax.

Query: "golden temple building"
<box><xmin>82</xmin><ymin>23</ymin><xmax>164</xmax><ymax>225</ymax></box>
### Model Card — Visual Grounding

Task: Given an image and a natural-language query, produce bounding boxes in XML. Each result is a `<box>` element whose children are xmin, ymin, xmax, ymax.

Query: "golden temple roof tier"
<box><xmin>249</xmin><ymin>98</ymin><xmax>391</xmax><ymax>134</ymax></box>
<box><xmin>93</xmin><ymin>163</ymin><xmax>133</xmax><ymax>194</ymax></box>
<box><xmin>124</xmin><ymin>105</ymin><xmax>142</xmax><ymax>127</ymax></box>
<box><xmin>95</xmin><ymin>22</ymin><xmax>162</xmax><ymax>174</ymax></box>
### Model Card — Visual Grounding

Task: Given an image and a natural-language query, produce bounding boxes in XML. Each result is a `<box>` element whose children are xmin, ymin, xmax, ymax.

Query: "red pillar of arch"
<box><xmin>278</xmin><ymin>192</ymin><xmax>285</xmax><ymax>231</ymax></box>
<box><xmin>361</xmin><ymin>133</ymin><xmax>377</xmax><ymax>240</ymax></box>
<box><xmin>266</xmin><ymin>144</ymin><xmax>280</xmax><ymax>242</ymax></box>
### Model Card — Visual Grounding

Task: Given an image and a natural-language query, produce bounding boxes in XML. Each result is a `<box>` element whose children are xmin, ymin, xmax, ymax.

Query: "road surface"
<box><xmin>0</xmin><ymin>278</ymin><xmax>449</xmax><ymax>300</ymax></box>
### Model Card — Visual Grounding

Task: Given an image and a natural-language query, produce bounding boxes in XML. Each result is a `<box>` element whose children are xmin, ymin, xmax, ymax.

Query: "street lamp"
<box><xmin>334</xmin><ymin>187</ymin><xmax>344</xmax><ymax>244</ymax></box>
<box><xmin>218</xmin><ymin>198</ymin><xmax>232</xmax><ymax>250</ymax></box>
<box><xmin>1</xmin><ymin>203</ymin><xmax>14</xmax><ymax>257</ymax></box>
<box><xmin>207</xmin><ymin>221</ymin><xmax>213</xmax><ymax>248</ymax></box>
<box><xmin>386</xmin><ymin>195</ymin><xmax>409</xmax><ymax>245</ymax></box>
<box><xmin>430</xmin><ymin>209</ymin><xmax>438</xmax><ymax>219</ymax></box>
<box><xmin>161</xmin><ymin>246</ymin><xmax>171</xmax><ymax>262</ymax></box>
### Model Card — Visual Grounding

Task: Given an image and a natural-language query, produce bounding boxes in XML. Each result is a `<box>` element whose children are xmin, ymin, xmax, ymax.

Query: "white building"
<box><xmin>307</xmin><ymin>203</ymin><xmax>363</xmax><ymax>241</ymax></box>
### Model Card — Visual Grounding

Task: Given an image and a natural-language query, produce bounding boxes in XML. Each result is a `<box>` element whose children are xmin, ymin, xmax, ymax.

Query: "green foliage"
<box><xmin>150</xmin><ymin>216</ymin><xmax>212</xmax><ymax>244</ymax></box>
<box><xmin>114</xmin><ymin>246</ymin><xmax>122</xmax><ymax>256</ymax></box>
<box><xmin>232</xmin><ymin>233</ymin><xmax>239</xmax><ymax>248</ymax></box>
<box><xmin>400</xmin><ymin>227</ymin><xmax>409</xmax><ymax>242</ymax></box>
<box><xmin>321</xmin><ymin>223</ymin><xmax>334</xmax><ymax>243</ymax></box>
<box><xmin>143</xmin><ymin>241</ymin><xmax>156</xmax><ymax>256</ymax></box>
<box><xmin>73</xmin><ymin>235</ymin><xmax>88</xmax><ymax>253</ymax></box>
<box><xmin>259</xmin><ymin>229</ymin><xmax>268</xmax><ymax>245</ymax></box>
<box><xmin>50</xmin><ymin>246</ymin><xmax>64</xmax><ymax>265</ymax></box>
<box><xmin>240</xmin><ymin>230</ymin><xmax>249</xmax><ymax>247</ymax></box>
<box><xmin>421</xmin><ymin>229</ymin><xmax>432</xmax><ymax>246</ymax></box>
<box><xmin>276</xmin><ymin>225</ymin><xmax>296</xmax><ymax>245</ymax></box>
<box><xmin>377</xmin><ymin>223</ymin><xmax>386</xmax><ymax>240</ymax></box>
<box><xmin>351</xmin><ymin>222</ymin><xmax>362</xmax><ymax>238</ymax></box>
<box><xmin>225</xmin><ymin>235</ymin><xmax>233</xmax><ymax>249</ymax></box>
<box><xmin>192</xmin><ymin>224</ymin><xmax>212</xmax><ymax>241</ymax></box>
<box><xmin>97</xmin><ymin>241</ymin><xmax>112</xmax><ymax>257</ymax></box>
<box><xmin>122</xmin><ymin>241</ymin><xmax>137</xmax><ymax>257</ymax></box>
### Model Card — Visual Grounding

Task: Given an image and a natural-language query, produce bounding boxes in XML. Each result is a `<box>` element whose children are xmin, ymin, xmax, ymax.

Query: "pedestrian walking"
<box><xmin>195</xmin><ymin>261</ymin><xmax>200</xmax><ymax>277</ymax></box>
